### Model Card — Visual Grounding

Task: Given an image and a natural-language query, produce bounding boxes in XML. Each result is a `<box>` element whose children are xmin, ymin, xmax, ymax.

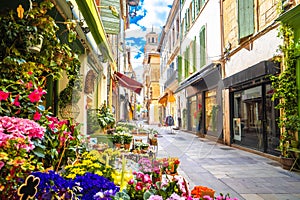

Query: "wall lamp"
<box><xmin>97</xmin><ymin>6</ymin><xmax>119</xmax><ymax>18</ymax></box>
<box><xmin>127</xmin><ymin>0</ymin><xmax>140</xmax><ymax>18</ymax></box>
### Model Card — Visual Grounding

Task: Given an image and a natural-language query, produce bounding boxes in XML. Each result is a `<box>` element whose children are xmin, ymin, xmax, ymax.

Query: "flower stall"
<box><xmin>0</xmin><ymin>1</ymin><xmax>239</xmax><ymax>199</ymax></box>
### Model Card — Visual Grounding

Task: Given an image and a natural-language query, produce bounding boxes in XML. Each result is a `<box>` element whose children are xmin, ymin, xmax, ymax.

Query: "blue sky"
<box><xmin>125</xmin><ymin>0</ymin><xmax>173</xmax><ymax>69</ymax></box>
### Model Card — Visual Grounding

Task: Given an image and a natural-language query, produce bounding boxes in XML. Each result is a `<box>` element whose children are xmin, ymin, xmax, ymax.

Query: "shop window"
<box><xmin>205</xmin><ymin>89</ymin><xmax>217</xmax><ymax>134</ymax></box>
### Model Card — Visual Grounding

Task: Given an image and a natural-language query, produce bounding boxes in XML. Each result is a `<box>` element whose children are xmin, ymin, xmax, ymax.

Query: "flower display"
<box><xmin>40</xmin><ymin>116</ymin><xmax>88</xmax><ymax>170</ymax></box>
<box><xmin>191</xmin><ymin>185</ymin><xmax>215</xmax><ymax>199</ymax></box>
<box><xmin>63</xmin><ymin>150</ymin><xmax>115</xmax><ymax>181</ymax></box>
<box><xmin>159</xmin><ymin>157</ymin><xmax>180</xmax><ymax>175</ymax></box>
<box><xmin>32</xmin><ymin>170</ymin><xmax>119</xmax><ymax>200</ymax></box>
<box><xmin>0</xmin><ymin>116</ymin><xmax>45</xmax><ymax>150</ymax></box>
<box><xmin>0</xmin><ymin>116</ymin><xmax>45</xmax><ymax>199</ymax></box>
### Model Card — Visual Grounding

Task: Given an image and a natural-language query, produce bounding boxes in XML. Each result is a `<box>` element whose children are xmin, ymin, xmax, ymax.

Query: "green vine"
<box><xmin>270</xmin><ymin>23</ymin><xmax>300</xmax><ymax>157</ymax></box>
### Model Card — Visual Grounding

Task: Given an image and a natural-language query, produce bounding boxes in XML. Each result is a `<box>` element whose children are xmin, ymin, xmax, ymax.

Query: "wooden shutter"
<box><xmin>238</xmin><ymin>0</ymin><xmax>254</xmax><ymax>39</ymax></box>
<box><xmin>199</xmin><ymin>26</ymin><xmax>206</xmax><ymax>68</ymax></box>
<box><xmin>178</xmin><ymin>56</ymin><xmax>182</xmax><ymax>83</ymax></box>
<box><xmin>193</xmin><ymin>36</ymin><xmax>197</xmax><ymax>72</ymax></box>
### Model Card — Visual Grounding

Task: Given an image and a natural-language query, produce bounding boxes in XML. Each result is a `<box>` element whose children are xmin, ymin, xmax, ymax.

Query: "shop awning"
<box><xmin>100</xmin><ymin>0</ymin><xmax>120</xmax><ymax>34</ymax></box>
<box><xmin>168</xmin><ymin>94</ymin><xmax>176</xmax><ymax>102</ymax></box>
<box><xmin>114</xmin><ymin>72</ymin><xmax>143</xmax><ymax>95</ymax></box>
<box><xmin>223</xmin><ymin>61</ymin><xmax>280</xmax><ymax>88</ymax></box>
<box><xmin>75</xmin><ymin>0</ymin><xmax>115</xmax><ymax>62</ymax></box>
<box><xmin>175</xmin><ymin>63</ymin><xmax>217</xmax><ymax>93</ymax></box>
<box><xmin>158</xmin><ymin>93</ymin><xmax>168</xmax><ymax>106</ymax></box>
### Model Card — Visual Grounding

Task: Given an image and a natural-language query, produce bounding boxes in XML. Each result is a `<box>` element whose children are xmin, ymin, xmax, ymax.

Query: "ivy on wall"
<box><xmin>270</xmin><ymin>23</ymin><xmax>300</xmax><ymax>157</ymax></box>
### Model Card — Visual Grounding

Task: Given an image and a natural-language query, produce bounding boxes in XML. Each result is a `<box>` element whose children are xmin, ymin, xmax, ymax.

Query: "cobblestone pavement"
<box><xmin>143</xmin><ymin>124</ymin><xmax>300</xmax><ymax>200</ymax></box>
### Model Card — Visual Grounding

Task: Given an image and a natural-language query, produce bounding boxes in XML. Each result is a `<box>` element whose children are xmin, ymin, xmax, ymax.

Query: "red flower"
<box><xmin>135</xmin><ymin>182</ymin><xmax>143</xmax><ymax>191</ymax></box>
<box><xmin>33</xmin><ymin>111</ymin><xmax>42</xmax><ymax>121</ymax></box>
<box><xmin>12</xmin><ymin>94</ymin><xmax>20</xmax><ymax>106</ymax></box>
<box><xmin>0</xmin><ymin>90</ymin><xmax>9</xmax><ymax>101</ymax></box>
<box><xmin>25</xmin><ymin>81</ymin><xmax>33</xmax><ymax>89</ymax></box>
<box><xmin>28</xmin><ymin>88</ymin><xmax>46</xmax><ymax>103</ymax></box>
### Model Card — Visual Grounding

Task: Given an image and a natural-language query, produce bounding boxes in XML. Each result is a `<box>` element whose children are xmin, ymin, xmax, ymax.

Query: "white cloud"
<box><xmin>126</xmin><ymin>0</ymin><xmax>173</xmax><ymax>69</ymax></box>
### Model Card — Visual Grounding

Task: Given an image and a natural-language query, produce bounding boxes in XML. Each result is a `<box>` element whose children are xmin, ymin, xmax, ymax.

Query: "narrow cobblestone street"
<box><xmin>143</xmin><ymin>124</ymin><xmax>300</xmax><ymax>200</ymax></box>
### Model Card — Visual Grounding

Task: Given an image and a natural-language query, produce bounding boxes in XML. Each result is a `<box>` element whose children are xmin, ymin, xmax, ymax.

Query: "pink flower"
<box><xmin>149</xmin><ymin>195</ymin><xmax>163</xmax><ymax>200</ymax></box>
<box><xmin>33</xmin><ymin>111</ymin><xmax>42</xmax><ymax>121</ymax></box>
<box><xmin>203</xmin><ymin>195</ymin><xmax>213</xmax><ymax>200</ymax></box>
<box><xmin>0</xmin><ymin>90</ymin><xmax>9</xmax><ymax>101</ymax></box>
<box><xmin>12</xmin><ymin>94</ymin><xmax>20</xmax><ymax>106</ymax></box>
<box><xmin>135</xmin><ymin>182</ymin><xmax>143</xmax><ymax>191</ymax></box>
<box><xmin>142</xmin><ymin>174</ymin><xmax>151</xmax><ymax>183</ymax></box>
<box><xmin>28</xmin><ymin>88</ymin><xmax>46</xmax><ymax>103</ymax></box>
<box><xmin>128</xmin><ymin>179</ymin><xmax>134</xmax><ymax>185</ymax></box>
<box><xmin>25</xmin><ymin>81</ymin><xmax>33</xmax><ymax>89</ymax></box>
<box><xmin>0</xmin><ymin>161</ymin><xmax>4</xmax><ymax>170</ymax></box>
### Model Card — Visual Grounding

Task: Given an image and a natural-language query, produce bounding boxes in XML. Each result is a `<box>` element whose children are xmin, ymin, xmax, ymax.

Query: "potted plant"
<box><xmin>96</xmin><ymin>102</ymin><xmax>116</xmax><ymax>133</ymax></box>
<box><xmin>123</xmin><ymin>133</ymin><xmax>133</xmax><ymax>150</ymax></box>
<box><xmin>112</xmin><ymin>133</ymin><xmax>123</xmax><ymax>148</ymax></box>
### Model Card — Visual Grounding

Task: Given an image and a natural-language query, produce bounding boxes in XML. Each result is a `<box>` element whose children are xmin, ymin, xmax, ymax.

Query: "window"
<box><xmin>199</xmin><ymin>25</ymin><xmax>206</xmax><ymax>68</ymax></box>
<box><xmin>238</xmin><ymin>0</ymin><xmax>254</xmax><ymax>40</ymax></box>
<box><xmin>152</xmin><ymin>37</ymin><xmax>155</xmax><ymax>43</ymax></box>
<box><xmin>190</xmin><ymin>1</ymin><xmax>195</xmax><ymax>22</ymax></box>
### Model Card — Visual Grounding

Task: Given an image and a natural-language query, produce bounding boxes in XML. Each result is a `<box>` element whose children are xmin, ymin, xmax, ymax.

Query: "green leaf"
<box><xmin>32</xmin><ymin>146</ymin><xmax>45</xmax><ymax>158</ymax></box>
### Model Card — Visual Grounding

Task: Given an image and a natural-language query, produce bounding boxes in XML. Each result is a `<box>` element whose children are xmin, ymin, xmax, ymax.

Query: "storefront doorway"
<box><xmin>232</xmin><ymin>84</ymin><xmax>280</xmax><ymax>155</ymax></box>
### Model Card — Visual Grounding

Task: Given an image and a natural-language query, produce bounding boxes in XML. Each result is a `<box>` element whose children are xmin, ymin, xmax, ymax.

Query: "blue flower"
<box><xmin>31</xmin><ymin>171</ymin><xmax>119</xmax><ymax>200</ymax></box>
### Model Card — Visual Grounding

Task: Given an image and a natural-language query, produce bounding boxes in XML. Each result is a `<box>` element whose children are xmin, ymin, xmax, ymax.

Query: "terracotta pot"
<box><xmin>124</xmin><ymin>143</ymin><xmax>131</xmax><ymax>150</ymax></box>
<box><xmin>281</xmin><ymin>157</ymin><xmax>295</xmax><ymax>170</ymax></box>
<box><xmin>114</xmin><ymin>143</ymin><xmax>121</xmax><ymax>149</ymax></box>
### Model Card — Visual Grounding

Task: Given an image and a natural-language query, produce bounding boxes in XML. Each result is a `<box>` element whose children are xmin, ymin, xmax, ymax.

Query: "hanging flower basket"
<box><xmin>27</xmin><ymin>34</ymin><xmax>44</xmax><ymax>53</ymax></box>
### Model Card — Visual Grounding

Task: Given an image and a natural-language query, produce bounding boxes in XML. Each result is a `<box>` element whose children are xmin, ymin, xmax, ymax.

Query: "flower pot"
<box><xmin>27</xmin><ymin>34</ymin><xmax>44</xmax><ymax>53</ymax></box>
<box><xmin>281</xmin><ymin>157</ymin><xmax>295</xmax><ymax>170</ymax></box>
<box><xmin>114</xmin><ymin>143</ymin><xmax>121</xmax><ymax>149</ymax></box>
<box><xmin>124</xmin><ymin>143</ymin><xmax>131</xmax><ymax>150</ymax></box>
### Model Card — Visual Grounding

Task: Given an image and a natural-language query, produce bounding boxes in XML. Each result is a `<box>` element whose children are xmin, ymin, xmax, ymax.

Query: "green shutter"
<box><xmin>193</xmin><ymin>37</ymin><xmax>197</xmax><ymax>72</ymax></box>
<box><xmin>238</xmin><ymin>0</ymin><xmax>254</xmax><ymax>39</ymax></box>
<box><xmin>178</xmin><ymin>56</ymin><xmax>182</xmax><ymax>83</ymax></box>
<box><xmin>192</xmin><ymin>1</ymin><xmax>195</xmax><ymax>22</ymax></box>
<box><xmin>184</xmin><ymin>48</ymin><xmax>189</xmax><ymax>78</ymax></box>
<box><xmin>199</xmin><ymin>26</ymin><xmax>206</xmax><ymax>68</ymax></box>
<box><xmin>200</xmin><ymin>0</ymin><xmax>205</xmax><ymax>8</ymax></box>
<box><xmin>187</xmin><ymin>9</ymin><xmax>190</xmax><ymax>29</ymax></box>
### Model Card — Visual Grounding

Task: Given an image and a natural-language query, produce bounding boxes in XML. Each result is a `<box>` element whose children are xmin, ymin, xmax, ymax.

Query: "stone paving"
<box><xmin>145</xmin><ymin>124</ymin><xmax>300</xmax><ymax>200</ymax></box>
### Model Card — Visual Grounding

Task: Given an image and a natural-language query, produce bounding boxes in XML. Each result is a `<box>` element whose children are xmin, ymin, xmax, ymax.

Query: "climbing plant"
<box><xmin>270</xmin><ymin>23</ymin><xmax>300</xmax><ymax>157</ymax></box>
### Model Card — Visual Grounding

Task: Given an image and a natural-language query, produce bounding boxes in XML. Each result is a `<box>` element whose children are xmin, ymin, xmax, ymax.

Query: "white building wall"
<box><xmin>181</xmin><ymin>0</ymin><xmax>222</xmax><ymax>71</ymax></box>
<box><xmin>225</xmin><ymin>28</ymin><xmax>281</xmax><ymax>77</ymax></box>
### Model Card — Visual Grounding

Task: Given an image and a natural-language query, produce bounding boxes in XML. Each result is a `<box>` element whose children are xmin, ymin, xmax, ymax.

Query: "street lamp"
<box><xmin>127</xmin><ymin>0</ymin><xmax>140</xmax><ymax>18</ymax></box>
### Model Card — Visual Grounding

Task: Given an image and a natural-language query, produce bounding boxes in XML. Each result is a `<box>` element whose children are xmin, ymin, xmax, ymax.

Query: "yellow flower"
<box><xmin>66</xmin><ymin>173</ymin><xmax>76</xmax><ymax>179</ymax></box>
<box><xmin>95</xmin><ymin>171</ymin><xmax>103</xmax><ymax>176</ymax></box>
<box><xmin>0</xmin><ymin>152</ymin><xmax>9</xmax><ymax>160</ymax></box>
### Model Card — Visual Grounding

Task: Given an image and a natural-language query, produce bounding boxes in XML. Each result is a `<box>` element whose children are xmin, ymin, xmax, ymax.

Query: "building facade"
<box><xmin>157</xmin><ymin>0</ymin><xmax>180</xmax><ymax>127</ymax></box>
<box><xmin>175</xmin><ymin>0</ymin><xmax>223</xmax><ymax>138</ymax></box>
<box><xmin>222</xmin><ymin>0</ymin><xmax>281</xmax><ymax>155</ymax></box>
<box><xmin>143</xmin><ymin>30</ymin><xmax>161</xmax><ymax>124</ymax></box>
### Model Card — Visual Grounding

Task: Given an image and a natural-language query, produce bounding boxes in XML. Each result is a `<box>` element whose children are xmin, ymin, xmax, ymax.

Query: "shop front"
<box><xmin>176</xmin><ymin>64</ymin><xmax>223</xmax><ymax>137</ymax></box>
<box><xmin>224</xmin><ymin>61</ymin><xmax>280</xmax><ymax>155</ymax></box>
